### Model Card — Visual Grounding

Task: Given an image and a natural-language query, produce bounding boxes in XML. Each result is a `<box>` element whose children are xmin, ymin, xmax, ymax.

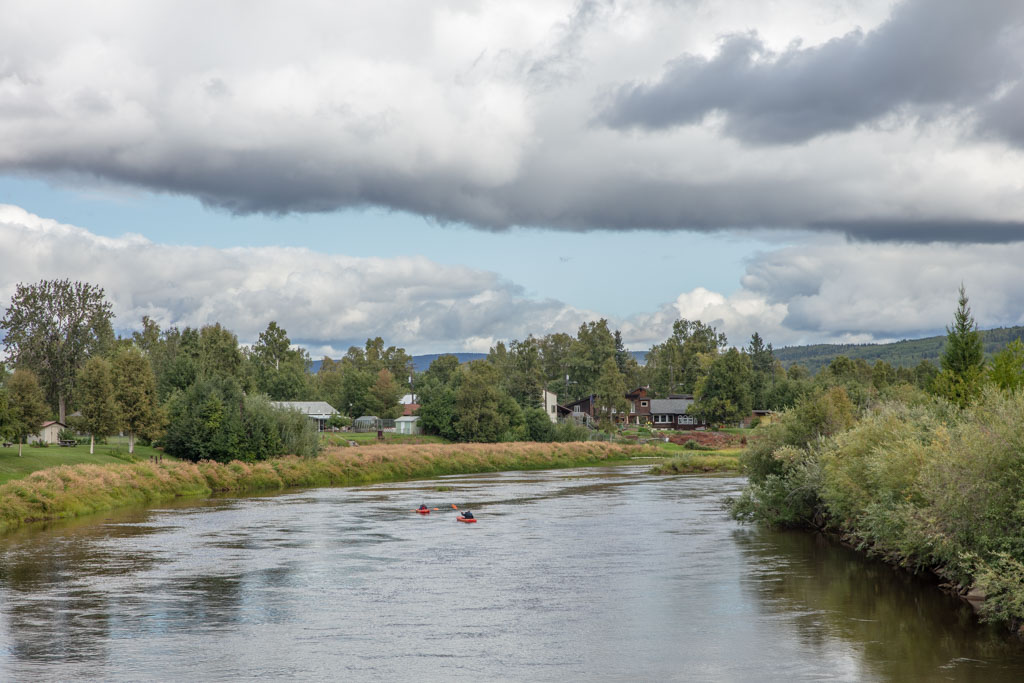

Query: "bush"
<box><xmin>552</xmin><ymin>421</ymin><xmax>590</xmax><ymax>442</ymax></box>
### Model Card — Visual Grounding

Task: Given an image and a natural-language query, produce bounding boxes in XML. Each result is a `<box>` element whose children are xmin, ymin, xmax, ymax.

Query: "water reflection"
<box><xmin>733</xmin><ymin>527</ymin><xmax>1024</xmax><ymax>681</ymax></box>
<box><xmin>0</xmin><ymin>469</ymin><xmax>1022</xmax><ymax>681</ymax></box>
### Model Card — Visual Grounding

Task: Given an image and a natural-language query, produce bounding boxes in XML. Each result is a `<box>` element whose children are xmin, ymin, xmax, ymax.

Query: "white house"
<box><xmin>541</xmin><ymin>389</ymin><xmax>559</xmax><ymax>424</ymax></box>
<box><xmin>270</xmin><ymin>401</ymin><xmax>339</xmax><ymax>431</ymax></box>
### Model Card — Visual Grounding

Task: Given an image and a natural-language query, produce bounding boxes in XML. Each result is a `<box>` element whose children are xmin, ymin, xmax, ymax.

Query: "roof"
<box><xmin>354</xmin><ymin>415</ymin><xmax>379</xmax><ymax>422</ymax></box>
<box><xmin>41</xmin><ymin>420</ymin><xmax>67</xmax><ymax>428</ymax></box>
<box><xmin>649</xmin><ymin>398</ymin><xmax>695</xmax><ymax>414</ymax></box>
<box><xmin>270</xmin><ymin>401</ymin><xmax>339</xmax><ymax>417</ymax></box>
<box><xmin>395</xmin><ymin>416</ymin><xmax>420</xmax><ymax>422</ymax></box>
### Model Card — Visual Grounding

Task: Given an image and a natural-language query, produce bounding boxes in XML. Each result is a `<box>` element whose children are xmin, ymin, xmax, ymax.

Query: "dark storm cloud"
<box><xmin>817</xmin><ymin>220</ymin><xmax>1024</xmax><ymax>244</ymax></box>
<box><xmin>602</xmin><ymin>0</ymin><xmax>1024</xmax><ymax>144</ymax></box>
<box><xmin>2</xmin><ymin>0</ymin><xmax>1024</xmax><ymax>242</ymax></box>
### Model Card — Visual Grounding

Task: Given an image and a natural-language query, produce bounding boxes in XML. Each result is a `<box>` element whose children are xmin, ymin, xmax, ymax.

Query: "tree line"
<box><xmin>3</xmin><ymin>279</ymin><xmax>1017</xmax><ymax>454</ymax></box>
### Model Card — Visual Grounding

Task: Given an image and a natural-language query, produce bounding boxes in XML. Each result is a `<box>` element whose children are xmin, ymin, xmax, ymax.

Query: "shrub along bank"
<box><xmin>731</xmin><ymin>386</ymin><xmax>1024</xmax><ymax>629</ymax></box>
<box><xmin>650</xmin><ymin>453</ymin><xmax>741</xmax><ymax>475</ymax></box>
<box><xmin>0</xmin><ymin>441</ymin><xmax>658</xmax><ymax>535</ymax></box>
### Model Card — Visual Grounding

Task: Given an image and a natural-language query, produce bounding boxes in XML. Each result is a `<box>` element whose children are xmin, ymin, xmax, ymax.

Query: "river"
<box><xmin>2</xmin><ymin>466</ymin><xmax>1023</xmax><ymax>681</ymax></box>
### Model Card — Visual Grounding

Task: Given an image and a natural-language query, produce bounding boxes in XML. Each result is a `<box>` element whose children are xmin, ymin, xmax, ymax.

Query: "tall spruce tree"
<box><xmin>932</xmin><ymin>284</ymin><xmax>985</xmax><ymax>407</ymax></box>
<box><xmin>941</xmin><ymin>284</ymin><xmax>984</xmax><ymax>377</ymax></box>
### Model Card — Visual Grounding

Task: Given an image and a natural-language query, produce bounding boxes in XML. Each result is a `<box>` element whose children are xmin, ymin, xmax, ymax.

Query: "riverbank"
<box><xmin>0</xmin><ymin>441</ymin><xmax>167</xmax><ymax>485</ymax></box>
<box><xmin>0</xmin><ymin>441</ymin><xmax>659</xmax><ymax>535</ymax></box>
<box><xmin>732</xmin><ymin>387</ymin><xmax>1024</xmax><ymax>631</ymax></box>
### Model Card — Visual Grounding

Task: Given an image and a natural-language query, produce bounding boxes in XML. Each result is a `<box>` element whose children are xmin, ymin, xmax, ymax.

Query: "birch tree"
<box><xmin>76</xmin><ymin>356</ymin><xmax>120</xmax><ymax>454</ymax></box>
<box><xmin>112</xmin><ymin>348</ymin><xmax>162</xmax><ymax>454</ymax></box>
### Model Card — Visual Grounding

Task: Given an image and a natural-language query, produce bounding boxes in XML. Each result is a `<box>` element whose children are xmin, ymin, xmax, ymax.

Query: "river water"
<box><xmin>2</xmin><ymin>466</ymin><xmax>1023</xmax><ymax>681</ymax></box>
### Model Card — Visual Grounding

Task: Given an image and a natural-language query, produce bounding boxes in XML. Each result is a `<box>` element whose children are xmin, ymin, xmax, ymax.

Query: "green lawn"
<box><xmin>0</xmin><ymin>438</ymin><xmax>167</xmax><ymax>485</ymax></box>
<box><xmin>320</xmin><ymin>432</ymin><xmax>451</xmax><ymax>447</ymax></box>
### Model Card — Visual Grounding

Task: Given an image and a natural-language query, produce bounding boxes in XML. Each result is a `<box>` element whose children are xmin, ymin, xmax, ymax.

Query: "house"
<box><xmin>648</xmin><ymin>396</ymin><xmax>704</xmax><ymax>430</ymax></box>
<box><xmin>395</xmin><ymin>415</ymin><xmax>422</xmax><ymax>435</ymax></box>
<box><xmin>564</xmin><ymin>394</ymin><xmax>596</xmax><ymax>422</ymax></box>
<box><xmin>541</xmin><ymin>389</ymin><xmax>559</xmax><ymax>423</ymax></box>
<box><xmin>619</xmin><ymin>386</ymin><xmax>653</xmax><ymax>425</ymax></box>
<box><xmin>399</xmin><ymin>393</ymin><xmax>420</xmax><ymax>416</ymax></box>
<box><xmin>270</xmin><ymin>401</ymin><xmax>339</xmax><ymax>431</ymax></box>
<box><xmin>28</xmin><ymin>420</ymin><xmax>67</xmax><ymax>445</ymax></box>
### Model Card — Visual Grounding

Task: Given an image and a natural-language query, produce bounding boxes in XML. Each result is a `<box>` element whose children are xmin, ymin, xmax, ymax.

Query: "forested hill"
<box><xmin>308</xmin><ymin>329</ymin><xmax>1024</xmax><ymax>376</ymax></box>
<box><xmin>774</xmin><ymin>326</ymin><xmax>1024</xmax><ymax>374</ymax></box>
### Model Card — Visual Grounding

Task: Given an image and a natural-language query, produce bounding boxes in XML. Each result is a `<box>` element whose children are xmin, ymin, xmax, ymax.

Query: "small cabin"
<box><xmin>395</xmin><ymin>416</ymin><xmax>422</xmax><ymax>435</ymax></box>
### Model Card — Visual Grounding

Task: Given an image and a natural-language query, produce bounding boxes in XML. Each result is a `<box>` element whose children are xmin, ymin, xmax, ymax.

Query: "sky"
<box><xmin>1</xmin><ymin>0</ymin><xmax>1023</xmax><ymax>357</ymax></box>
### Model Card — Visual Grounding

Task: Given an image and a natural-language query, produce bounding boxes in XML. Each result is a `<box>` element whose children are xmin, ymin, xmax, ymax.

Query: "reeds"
<box><xmin>0</xmin><ymin>442</ymin><xmax>657</xmax><ymax>534</ymax></box>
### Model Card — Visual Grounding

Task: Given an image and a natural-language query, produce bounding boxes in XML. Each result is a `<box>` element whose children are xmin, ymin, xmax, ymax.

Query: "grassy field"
<box><xmin>0</xmin><ymin>438</ymin><xmax>167</xmax><ymax>485</ymax></box>
<box><xmin>320</xmin><ymin>432</ymin><xmax>451</xmax><ymax>447</ymax></box>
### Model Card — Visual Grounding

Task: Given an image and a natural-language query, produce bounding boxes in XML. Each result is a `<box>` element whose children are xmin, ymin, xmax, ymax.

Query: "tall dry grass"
<box><xmin>0</xmin><ymin>442</ymin><xmax>656</xmax><ymax>534</ymax></box>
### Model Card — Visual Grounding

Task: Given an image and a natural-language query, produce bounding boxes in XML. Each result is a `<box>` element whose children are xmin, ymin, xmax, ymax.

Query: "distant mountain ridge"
<box><xmin>308</xmin><ymin>327</ymin><xmax>1024</xmax><ymax>376</ymax></box>
<box><xmin>774</xmin><ymin>325</ymin><xmax>1024</xmax><ymax>375</ymax></box>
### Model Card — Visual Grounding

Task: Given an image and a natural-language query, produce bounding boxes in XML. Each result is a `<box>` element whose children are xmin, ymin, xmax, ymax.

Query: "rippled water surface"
<box><xmin>2</xmin><ymin>466</ymin><xmax>1024</xmax><ymax>681</ymax></box>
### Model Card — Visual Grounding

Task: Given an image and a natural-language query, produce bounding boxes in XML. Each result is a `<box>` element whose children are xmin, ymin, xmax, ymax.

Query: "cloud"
<box><xmin>0</xmin><ymin>1</ymin><xmax>1023</xmax><ymax>239</ymax></box>
<box><xmin>0</xmin><ymin>204</ymin><xmax>596</xmax><ymax>355</ymax></box>
<box><xmin>3</xmin><ymin>206</ymin><xmax>1024</xmax><ymax>358</ymax></box>
<box><xmin>601</xmin><ymin>0</ymin><xmax>1024</xmax><ymax>144</ymax></box>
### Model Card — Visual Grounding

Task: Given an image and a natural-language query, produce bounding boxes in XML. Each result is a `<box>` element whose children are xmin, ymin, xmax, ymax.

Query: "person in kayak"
<box><xmin>461</xmin><ymin>510</ymin><xmax>474</xmax><ymax>519</ymax></box>
<box><xmin>418</xmin><ymin>504</ymin><xmax>429</xmax><ymax>511</ymax></box>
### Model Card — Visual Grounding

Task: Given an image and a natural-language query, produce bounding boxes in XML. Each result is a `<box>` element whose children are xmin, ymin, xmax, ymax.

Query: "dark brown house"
<box><xmin>618</xmin><ymin>386</ymin><xmax>653</xmax><ymax>425</ymax></box>
<box><xmin>649</xmin><ymin>395</ymin><xmax>704</xmax><ymax>430</ymax></box>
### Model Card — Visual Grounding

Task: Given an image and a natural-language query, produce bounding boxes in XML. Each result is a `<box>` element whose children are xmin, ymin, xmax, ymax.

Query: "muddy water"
<box><xmin>1</xmin><ymin>467</ymin><xmax>1023</xmax><ymax>681</ymax></box>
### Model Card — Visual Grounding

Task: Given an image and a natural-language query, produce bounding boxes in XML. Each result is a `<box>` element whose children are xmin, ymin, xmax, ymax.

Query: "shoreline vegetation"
<box><xmin>650</xmin><ymin>453</ymin><xmax>742</xmax><ymax>474</ymax></box>
<box><xmin>0</xmin><ymin>441</ymin><xmax>661</xmax><ymax>535</ymax></box>
<box><xmin>731</xmin><ymin>386</ymin><xmax>1024</xmax><ymax>633</ymax></box>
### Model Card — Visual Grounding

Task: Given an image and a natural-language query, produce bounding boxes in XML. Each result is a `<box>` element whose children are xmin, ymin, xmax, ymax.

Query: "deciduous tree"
<box><xmin>0</xmin><ymin>279</ymin><xmax>114</xmax><ymax>422</ymax></box>
<box><xmin>75</xmin><ymin>356</ymin><xmax>119</xmax><ymax>454</ymax></box>
<box><xmin>693</xmin><ymin>348</ymin><xmax>753</xmax><ymax>425</ymax></box>
<box><xmin>112</xmin><ymin>348</ymin><xmax>163</xmax><ymax>454</ymax></box>
<box><xmin>6</xmin><ymin>369</ymin><xmax>49</xmax><ymax>456</ymax></box>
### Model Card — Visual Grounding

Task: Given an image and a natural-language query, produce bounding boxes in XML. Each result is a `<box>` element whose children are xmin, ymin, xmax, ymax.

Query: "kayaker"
<box><xmin>418</xmin><ymin>504</ymin><xmax>429</xmax><ymax>511</ymax></box>
<box><xmin>461</xmin><ymin>510</ymin><xmax>474</xmax><ymax>519</ymax></box>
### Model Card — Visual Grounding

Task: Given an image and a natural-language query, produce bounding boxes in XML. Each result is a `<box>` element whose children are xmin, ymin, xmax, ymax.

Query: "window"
<box><xmin>654</xmin><ymin>414</ymin><xmax>671</xmax><ymax>424</ymax></box>
<box><xmin>640</xmin><ymin>400</ymin><xmax>648</xmax><ymax>407</ymax></box>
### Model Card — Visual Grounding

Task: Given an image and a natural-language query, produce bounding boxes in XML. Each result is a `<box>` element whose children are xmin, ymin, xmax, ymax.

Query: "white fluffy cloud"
<box><xmin>0</xmin><ymin>204</ymin><xmax>598</xmax><ymax>355</ymax></box>
<box><xmin>2</xmin><ymin>0</ymin><xmax>1023</xmax><ymax>237</ymax></box>
<box><xmin>5</xmin><ymin>206</ymin><xmax>1022</xmax><ymax>357</ymax></box>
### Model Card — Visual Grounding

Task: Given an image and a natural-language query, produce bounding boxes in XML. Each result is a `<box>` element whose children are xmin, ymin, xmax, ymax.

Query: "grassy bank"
<box><xmin>0</xmin><ymin>441</ymin><xmax>658</xmax><ymax>535</ymax></box>
<box><xmin>0</xmin><ymin>440</ymin><xmax>166</xmax><ymax>485</ymax></box>
<box><xmin>650</xmin><ymin>453</ymin><xmax>742</xmax><ymax>474</ymax></box>
<box><xmin>731</xmin><ymin>386</ymin><xmax>1024</xmax><ymax>630</ymax></box>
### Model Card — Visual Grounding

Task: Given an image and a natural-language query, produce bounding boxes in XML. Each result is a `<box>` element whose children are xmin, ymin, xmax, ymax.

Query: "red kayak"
<box><xmin>456</xmin><ymin>516</ymin><xmax>477</xmax><ymax>523</ymax></box>
<box><xmin>416</xmin><ymin>509</ymin><xmax>430</xmax><ymax>514</ymax></box>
